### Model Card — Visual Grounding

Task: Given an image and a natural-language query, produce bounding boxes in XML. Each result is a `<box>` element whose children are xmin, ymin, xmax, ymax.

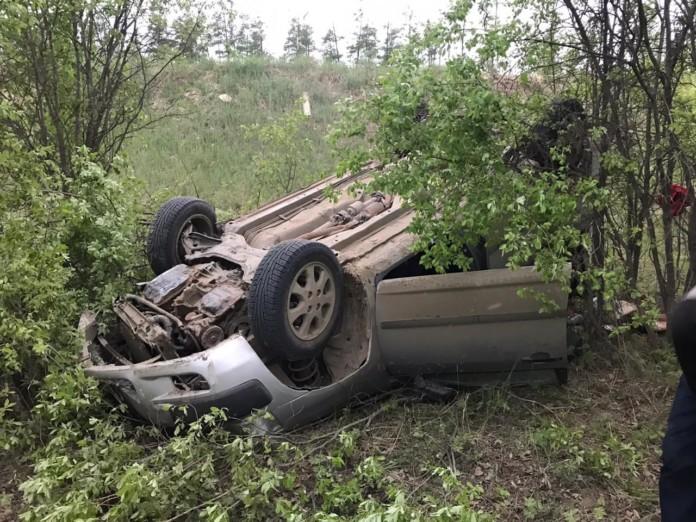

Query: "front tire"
<box><xmin>147</xmin><ymin>197</ymin><xmax>217</xmax><ymax>275</ymax></box>
<box><xmin>248</xmin><ymin>240</ymin><xmax>343</xmax><ymax>361</ymax></box>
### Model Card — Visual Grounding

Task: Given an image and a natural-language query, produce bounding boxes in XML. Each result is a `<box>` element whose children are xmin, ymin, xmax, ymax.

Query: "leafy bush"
<box><xmin>329</xmin><ymin>6</ymin><xmax>607</xmax><ymax>289</ymax></box>
<box><xmin>0</xmin><ymin>103</ymin><xmax>146</xmax><ymax>448</ymax></box>
<box><xmin>242</xmin><ymin>102</ymin><xmax>320</xmax><ymax>208</ymax></box>
<box><xmin>16</xmin><ymin>404</ymin><xmax>499</xmax><ymax>521</ymax></box>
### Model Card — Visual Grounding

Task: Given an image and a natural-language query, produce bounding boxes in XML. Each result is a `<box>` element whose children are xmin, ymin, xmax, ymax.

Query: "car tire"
<box><xmin>248</xmin><ymin>240</ymin><xmax>343</xmax><ymax>361</ymax></box>
<box><xmin>147</xmin><ymin>197</ymin><xmax>217</xmax><ymax>275</ymax></box>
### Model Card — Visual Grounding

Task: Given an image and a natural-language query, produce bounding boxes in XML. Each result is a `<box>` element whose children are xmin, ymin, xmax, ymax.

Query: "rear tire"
<box><xmin>147</xmin><ymin>197</ymin><xmax>217</xmax><ymax>275</ymax></box>
<box><xmin>248</xmin><ymin>240</ymin><xmax>343</xmax><ymax>361</ymax></box>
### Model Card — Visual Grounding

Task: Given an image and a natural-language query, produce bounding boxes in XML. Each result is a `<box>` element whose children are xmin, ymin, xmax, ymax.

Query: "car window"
<box><xmin>383</xmin><ymin>242</ymin><xmax>488</xmax><ymax>280</ymax></box>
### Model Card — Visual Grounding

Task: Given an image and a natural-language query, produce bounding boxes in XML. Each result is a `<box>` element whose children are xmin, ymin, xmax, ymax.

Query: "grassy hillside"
<box><xmin>123</xmin><ymin>57</ymin><xmax>379</xmax><ymax>214</ymax></box>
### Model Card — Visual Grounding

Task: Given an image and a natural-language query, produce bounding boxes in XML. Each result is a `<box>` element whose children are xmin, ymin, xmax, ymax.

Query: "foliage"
<box><xmin>172</xmin><ymin>0</ymin><xmax>210</xmax><ymax>58</ymax></box>
<box><xmin>0</xmin><ymin>102</ymin><xmax>146</xmax><ymax>443</ymax></box>
<box><xmin>0</xmin><ymin>0</ymin><xmax>180</xmax><ymax>175</ymax></box>
<box><xmin>531</xmin><ymin>420</ymin><xmax>645</xmax><ymax>484</ymax></box>
<box><xmin>284</xmin><ymin>17</ymin><xmax>315</xmax><ymax>59</ymax></box>
<box><xmin>242</xmin><ymin>102</ymin><xmax>320</xmax><ymax>207</ymax></box>
<box><xmin>209</xmin><ymin>0</ymin><xmax>238</xmax><ymax>58</ymax></box>
<box><xmin>17</xmin><ymin>403</ymin><xmax>502</xmax><ymax>521</ymax></box>
<box><xmin>673</xmin><ymin>74</ymin><xmax>696</xmax><ymax>159</ymax></box>
<box><xmin>331</xmin><ymin>5</ymin><xmax>604</xmax><ymax>290</ymax></box>
<box><xmin>232</xmin><ymin>16</ymin><xmax>266</xmax><ymax>57</ymax></box>
<box><xmin>147</xmin><ymin>0</ymin><xmax>170</xmax><ymax>53</ymax></box>
<box><xmin>515</xmin><ymin>0</ymin><xmax>696</xmax><ymax>310</ymax></box>
<box><xmin>0</xmin><ymin>114</ymin><xmax>73</xmax><ymax>414</ymax></box>
<box><xmin>349</xmin><ymin>10</ymin><xmax>379</xmax><ymax>63</ymax></box>
<box><xmin>380</xmin><ymin>24</ymin><xmax>403</xmax><ymax>64</ymax></box>
<box><xmin>322</xmin><ymin>27</ymin><xmax>344</xmax><ymax>63</ymax></box>
<box><xmin>331</xmin><ymin>0</ymin><xmax>696</xmax><ymax>326</ymax></box>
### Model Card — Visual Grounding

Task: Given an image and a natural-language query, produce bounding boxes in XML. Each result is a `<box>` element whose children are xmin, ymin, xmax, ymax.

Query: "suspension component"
<box><xmin>287</xmin><ymin>358</ymin><xmax>320</xmax><ymax>387</ymax></box>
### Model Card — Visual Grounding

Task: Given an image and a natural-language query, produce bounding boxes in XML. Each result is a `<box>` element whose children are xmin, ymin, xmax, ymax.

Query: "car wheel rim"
<box><xmin>287</xmin><ymin>261</ymin><xmax>336</xmax><ymax>341</ymax></box>
<box><xmin>177</xmin><ymin>215</ymin><xmax>213</xmax><ymax>260</ymax></box>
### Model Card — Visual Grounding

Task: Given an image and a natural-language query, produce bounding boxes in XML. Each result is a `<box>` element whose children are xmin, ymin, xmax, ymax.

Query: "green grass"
<box><xmin>123</xmin><ymin>57</ymin><xmax>380</xmax><ymax>214</ymax></box>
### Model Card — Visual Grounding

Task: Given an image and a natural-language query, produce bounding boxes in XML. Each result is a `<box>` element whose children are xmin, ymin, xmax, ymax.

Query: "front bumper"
<box><xmin>82</xmin><ymin>328</ymin><xmax>305</xmax><ymax>427</ymax></box>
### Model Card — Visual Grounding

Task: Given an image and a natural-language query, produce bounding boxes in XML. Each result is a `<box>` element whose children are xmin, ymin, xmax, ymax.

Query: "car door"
<box><xmin>375</xmin><ymin>265</ymin><xmax>569</xmax><ymax>377</ymax></box>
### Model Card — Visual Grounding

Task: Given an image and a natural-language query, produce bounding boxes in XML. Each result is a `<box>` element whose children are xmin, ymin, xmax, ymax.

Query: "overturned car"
<box><xmin>81</xmin><ymin>163</ymin><xmax>570</xmax><ymax>430</ymax></box>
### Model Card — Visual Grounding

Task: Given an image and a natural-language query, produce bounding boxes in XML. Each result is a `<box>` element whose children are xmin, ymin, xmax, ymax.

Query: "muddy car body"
<box><xmin>81</xmin><ymin>164</ymin><xmax>569</xmax><ymax>430</ymax></box>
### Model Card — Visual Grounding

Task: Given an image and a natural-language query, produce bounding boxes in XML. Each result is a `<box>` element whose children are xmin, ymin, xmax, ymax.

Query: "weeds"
<box><xmin>530</xmin><ymin>418</ymin><xmax>649</xmax><ymax>487</ymax></box>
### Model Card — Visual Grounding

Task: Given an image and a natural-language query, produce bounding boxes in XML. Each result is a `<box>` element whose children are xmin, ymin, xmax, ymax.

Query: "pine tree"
<box><xmin>172</xmin><ymin>2</ymin><xmax>208</xmax><ymax>58</ymax></box>
<box><xmin>232</xmin><ymin>15</ymin><xmax>264</xmax><ymax>56</ymax></box>
<box><xmin>209</xmin><ymin>0</ymin><xmax>236</xmax><ymax>59</ymax></box>
<box><xmin>247</xmin><ymin>18</ymin><xmax>265</xmax><ymax>56</ymax></box>
<box><xmin>233</xmin><ymin>14</ymin><xmax>249</xmax><ymax>55</ymax></box>
<box><xmin>284</xmin><ymin>17</ymin><xmax>314</xmax><ymax>58</ymax></box>
<box><xmin>147</xmin><ymin>0</ymin><xmax>169</xmax><ymax>53</ymax></box>
<box><xmin>348</xmin><ymin>10</ymin><xmax>378</xmax><ymax>64</ymax></box>
<box><xmin>321</xmin><ymin>26</ymin><xmax>342</xmax><ymax>62</ymax></box>
<box><xmin>380</xmin><ymin>23</ymin><xmax>402</xmax><ymax>64</ymax></box>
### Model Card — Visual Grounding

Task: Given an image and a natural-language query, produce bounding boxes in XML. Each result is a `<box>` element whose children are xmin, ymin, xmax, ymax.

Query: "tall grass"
<box><xmin>123</xmin><ymin>57</ymin><xmax>379</xmax><ymax>214</ymax></box>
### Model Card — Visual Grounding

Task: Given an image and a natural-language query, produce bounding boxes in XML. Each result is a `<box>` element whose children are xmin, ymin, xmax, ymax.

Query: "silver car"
<box><xmin>81</xmin><ymin>164</ymin><xmax>569</xmax><ymax>430</ymax></box>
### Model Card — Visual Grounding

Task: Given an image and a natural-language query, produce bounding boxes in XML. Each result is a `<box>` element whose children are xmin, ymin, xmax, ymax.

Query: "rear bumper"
<box><xmin>82</xmin><ymin>330</ymin><xmax>304</xmax><ymax>427</ymax></box>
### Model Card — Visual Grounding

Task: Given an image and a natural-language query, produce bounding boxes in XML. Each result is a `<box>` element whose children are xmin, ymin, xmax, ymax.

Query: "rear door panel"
<box><xmin>375</xmin><ymin>266</ymin><xmax>569</xmax><ymax>376</ymax></box>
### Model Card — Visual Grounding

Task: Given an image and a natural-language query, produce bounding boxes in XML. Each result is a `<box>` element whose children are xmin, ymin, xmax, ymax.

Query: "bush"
<box><xmin>0</xmin><ymin>104</ymin><xmax>147</xmax><ymax>450</ymax></box>
<box><xmin>18</xmin><ymin>405</ymin><xmax>497</xmax><ymax>521</ymax></box>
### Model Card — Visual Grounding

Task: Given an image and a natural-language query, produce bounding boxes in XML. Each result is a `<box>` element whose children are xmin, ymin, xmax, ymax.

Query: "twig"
<box><xmin>284</xmin><ymin>399</ymin><xmax>412</xmax><ymax>465</ymax></box>
<box><xmin>508</xmin><ymin>392</ymin><xmax>565</xmax><ymax>422</ymax></box>
<box><xmin>386</xmin><ymin>418</ymin><xmax>405</xmax><ymax>456</ymax></box>
<box><xmin>164</xmin><ymin>493</ymin><xmax>240</xmax><ymax>522</ymax></box>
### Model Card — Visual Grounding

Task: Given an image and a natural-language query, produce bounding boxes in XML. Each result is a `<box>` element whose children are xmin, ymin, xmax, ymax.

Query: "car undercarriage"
<box><xmin>81</xmin><ymin>164</ymin><xmax>570</xmax><ymax>429</ymax></box>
